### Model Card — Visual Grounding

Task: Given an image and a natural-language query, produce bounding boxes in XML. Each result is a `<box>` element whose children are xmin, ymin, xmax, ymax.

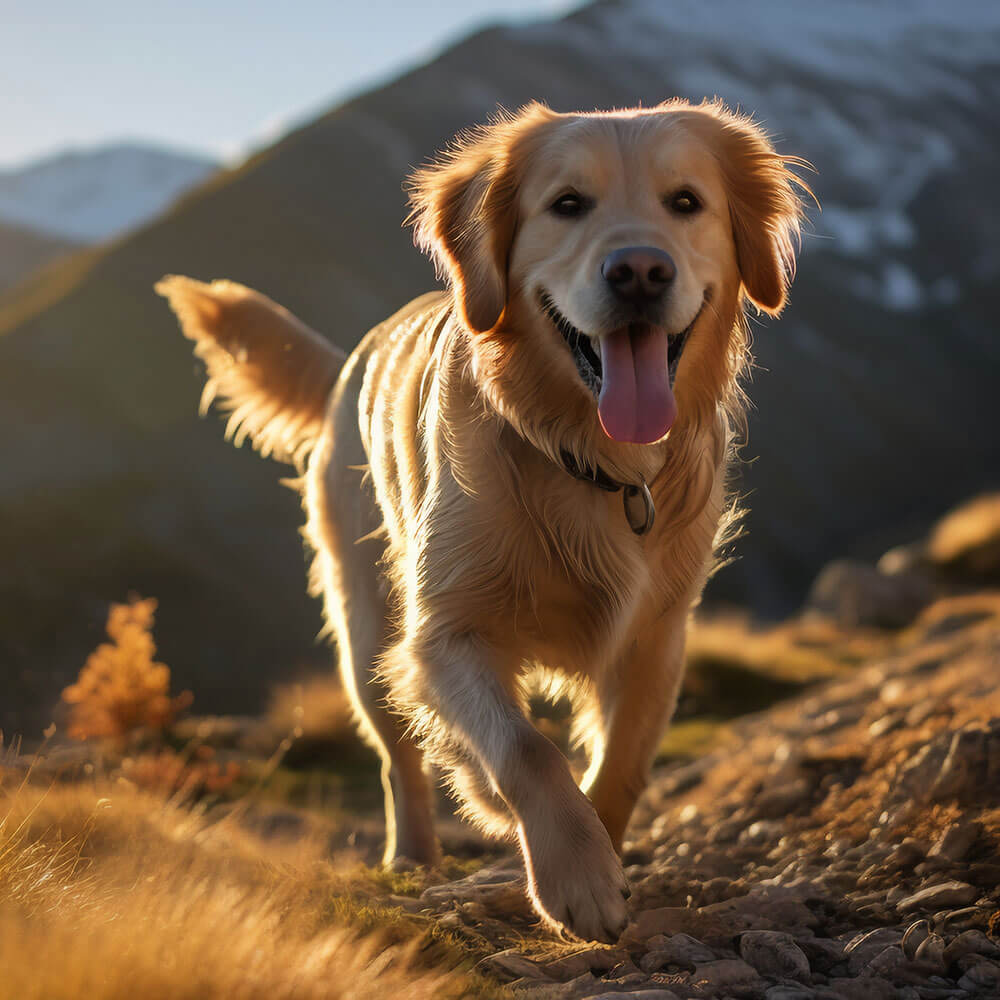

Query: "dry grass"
<box><xmin>686</xmin><ymin>611</ymin><xmax>891</xmax><ymax>685</ymax></box>
<box><xmin>928</xmin><ymin>493</ymin><xmax>1000</xmax><ymax>571</ymax></box>
<box><xmin>0</xmin><ymin>768</ymin><xmax>493</xmax><ymax>999</ymax></box>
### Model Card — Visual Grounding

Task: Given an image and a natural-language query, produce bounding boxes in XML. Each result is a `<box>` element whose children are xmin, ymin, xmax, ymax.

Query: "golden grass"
<box><xmin>928</xmin><ymin>493</ymin><xmax>1000</xmax><ymax>568</ymax></box>
<box><xmin>686</xmin><ymin>611</ymin><xmax>889</xmax><ymax>685</ymax></box>
<box><xmin>0</xmin><ymin>770</ymin><xmax>495</xmax><ymax>999</ymax></box>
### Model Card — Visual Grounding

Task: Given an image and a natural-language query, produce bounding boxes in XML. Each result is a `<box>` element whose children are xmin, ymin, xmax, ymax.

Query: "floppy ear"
<box><xmin>407</xmin><ymin>105</ymin><xmax>553</xmax><ymax>333</ymax></box>
<box><xmin>699</xmin><ymin>104</ymin><xmax>812</xmax><ymax>316</ymax></box>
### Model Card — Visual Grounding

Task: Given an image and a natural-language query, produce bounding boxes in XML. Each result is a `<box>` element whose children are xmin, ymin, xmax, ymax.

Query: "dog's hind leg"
<box><xmin>305</xmin><ymin>405</ymin><xmax>438</xmax><ymax>868</ymax></box>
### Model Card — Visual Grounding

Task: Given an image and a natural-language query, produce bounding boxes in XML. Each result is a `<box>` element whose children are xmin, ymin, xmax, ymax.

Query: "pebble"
<box><xmin>944</xmin><ymin>928</ymin><xmax>1000</xmax><ymax>965</ymax></box>
<box><xmin>845</xmin><ymin>928</ymin><xmax>903</xmax><ymax>974</ymax></box>
<box><xmin>913</xmin><ymin>933</ymin><xmax>946</xmax><ymax>971</ymax></box>
<box><xmin>740</xmin><ymin>930</ymin><xmax>811</xmax><ymax>982</ymax></box>
<box><xmin>928</xmin><ymin>820</ymin><xmax>980</xmax><ymax>862</ymax></box>
<box><xmin>902</xmin><ymin>919</ymin><xmax>931</xmax><ymax>959</ymax></box>
<box><xmin>590</xmin><ymin>992</ymin><xmax>680</xmax><ymax>1000</ymax></box>
<box><xmin>543</xmin><ymin>947</ymin><xmax>630</xmax><ymax>980</ymax></box>
<box><xmin>639</xmin><ymin>933</ymin><xmax>715</xmax><ymax>972</ymax></box>
<box><xmin>689</xmin><ymin>958</ymin><xmax>764</xmax><ymax>995</ymax></box>
<box><xmin>957</xmin><ymin>957</ymin><xmax>1000</xmax><ymax>992</ymax></box>
<box><xmin>896</xmin><ymin>880</ymin><xmax>979</xmax><ymax>914</ymax></box>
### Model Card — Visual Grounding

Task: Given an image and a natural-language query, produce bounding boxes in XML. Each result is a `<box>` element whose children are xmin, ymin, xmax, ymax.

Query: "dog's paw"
<box><xmin>520</xmin><ymin>809</ymin><xmax>630</xmax><ymax>943</ymax></box>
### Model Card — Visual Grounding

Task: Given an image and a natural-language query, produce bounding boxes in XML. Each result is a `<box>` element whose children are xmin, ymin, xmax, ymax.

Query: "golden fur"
<box><xmin>157</xmin><ymin>98</ymin><xmax>808</xmax><ymax>943</ymax></box>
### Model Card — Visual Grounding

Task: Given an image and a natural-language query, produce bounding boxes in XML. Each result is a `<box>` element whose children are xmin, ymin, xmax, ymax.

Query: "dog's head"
<box><xmin>409</xmin><ymin>101</ymin><xmax>809</xmax><ymax>451</ymax></box>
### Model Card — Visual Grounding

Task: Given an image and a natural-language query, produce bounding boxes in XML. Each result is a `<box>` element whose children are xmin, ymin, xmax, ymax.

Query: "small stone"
<box><xmin>740</xmin><ymin>930</ymin><xmax>810</xmax><ymax>982</ymax></box>
<box><xmin>590</xmin><ymin>992</ymin><xmax>680</xmax><ymax>1000</ymax></box>
<box><xmin>544</xmin><ymin>948</ymin><xmax>631</xmax><ymax>981</ymax></box>
<box><xmin>902</xmin><ymin>919</ymin><xmax>931</xmax><ymax>959</ymax></box>
<box><xmin>957</xmin><ymin>957</ymin><xmax>1000</xmax><ymax>992</ymax></box>
<box><xmin>845</xmin><ymin>928</ymin><xmax>903</xmax><ymax>974</ymax></box>
<box><xmin>795</xmin><ymin>936</ymin><xmax>845</xmax><ymax>974</ymax></box>
<box><xmin>639</xmin><ymin>933</ymin><xmax>715</xmax><ymax>972</ymax></box>
<box><xmin>764</xmin><ymin>987</ymin><xmax>815</xmax><ymax>1000</ymax></box>
<box><xmin>928</xmin><ymin>819</ymin><xmax>981</xmax><ymax>862</ymax></box>
<box><xmin>864</xmin><ymin>945</ymin><xmax>908</xmax><ymax>978</ymax></box>
<box><xmin>690</xmin><ymin>959</ymin><xmax>764</xmax><ymax>996</ymax></box>
<box><xmin>944</xmin><ymin>928</ymin><xmax>1000</xmax><ymax>965</ymax></box>
<box><xmin>885</xmin><ymin>839</ymin><xmax>927</xmax><ymax>870</ymax></box>
<box><xmin>913</xmin><ymin>933</ymin><xmax>946</xmax><ymax>971</ymax></box>
<box><xmin>933</xmin><ymin>909</ymin><xmax>980</xmax><ymax>935</ymax></box>
<box><xmin>896</xmin><ymin>880</ymin><xmax>979</xmax><ymax>914</ymax></box>
<box><xmin>825</xmin><ymin>975</ymin><xmax>896</xmax><ymax>1000</ymax></box>
<box><xmin>483</xmin><ymin>949</ymin><xmax>549</xmax><ymax>982</ymax></box>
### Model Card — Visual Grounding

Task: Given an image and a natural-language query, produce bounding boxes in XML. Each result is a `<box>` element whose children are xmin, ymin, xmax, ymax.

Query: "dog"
<box><xmin>157</xmin><ymin>98</ymin><xmax>808</xmax><ymax>943</ymax></box>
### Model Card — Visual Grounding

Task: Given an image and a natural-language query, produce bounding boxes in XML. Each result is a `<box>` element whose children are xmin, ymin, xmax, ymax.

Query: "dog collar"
<box><xmin>558</xmin><ymin>450</ymin><xmax>655</xmax><ymax>536</ymax></box>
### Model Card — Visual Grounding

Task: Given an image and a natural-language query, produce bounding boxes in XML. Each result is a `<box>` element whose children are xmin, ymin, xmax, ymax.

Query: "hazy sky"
<box><xmin>1</xmin><ymin>0</ymin><xmax>578</xmax><ymax>169</ymax></box>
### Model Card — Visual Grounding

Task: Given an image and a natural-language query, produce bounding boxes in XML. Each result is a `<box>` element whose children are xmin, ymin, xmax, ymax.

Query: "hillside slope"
<box><xmin>0</xmin><ymin>220</ymin><xmax>80</xmax><ymax>295</ymax></box>
<box><xmin>1</xmin><ymin>0</ymin><xmax>997</xmax><ymax>734</ymax></box>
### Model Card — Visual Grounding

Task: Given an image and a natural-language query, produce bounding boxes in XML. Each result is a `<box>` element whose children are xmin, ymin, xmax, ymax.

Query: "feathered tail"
<box><xmin>156</xmin><ymin>276</ymin><xmax>346</xmax><ymax>466</ymax></box>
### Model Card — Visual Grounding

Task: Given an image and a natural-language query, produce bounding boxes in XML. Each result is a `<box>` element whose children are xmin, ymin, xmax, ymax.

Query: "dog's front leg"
<box><xmin>583</xmin><ymin>600</ymin><xmax>689</xmax><ymax>851</ymax></box>
<box><xmin>387</xmin><ymin>632</ymin><xmax>629</xmax><ymax>942</ymax></box>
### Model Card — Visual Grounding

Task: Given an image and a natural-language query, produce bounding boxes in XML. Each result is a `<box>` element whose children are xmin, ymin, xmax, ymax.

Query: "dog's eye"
<box><xmin>668</xmin><ymin>190</ymin><xmax>701</xmax><ymax>215</ymax></box>
<box><xmin>550</xmin><ymin>193</ymin><xmax>590</xmax><ymax>218</ymax></box>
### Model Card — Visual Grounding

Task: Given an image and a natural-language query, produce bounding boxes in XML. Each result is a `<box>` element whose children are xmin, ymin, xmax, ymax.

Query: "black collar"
<box><xmin>558</xmin><ymin>449</ymin><xmax>656</xmax><ymax>536</ymax></box>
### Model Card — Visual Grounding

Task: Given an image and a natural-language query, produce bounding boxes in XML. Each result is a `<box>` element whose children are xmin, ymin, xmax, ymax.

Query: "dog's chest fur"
<box><xmin>356</xmin><ymin>300</ymin><xmax>719</xmax><ymax>679</ymax></box>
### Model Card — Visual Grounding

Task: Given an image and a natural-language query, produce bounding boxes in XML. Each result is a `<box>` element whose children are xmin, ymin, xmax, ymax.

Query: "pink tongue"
<box><xmin>597</xmin><ymin>325</ymin><xmax>676</xmax><ymax>443</ymax></box>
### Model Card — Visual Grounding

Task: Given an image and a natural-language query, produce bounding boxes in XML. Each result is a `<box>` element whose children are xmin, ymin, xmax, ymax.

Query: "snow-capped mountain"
<box><xmin>0</xmin><ymin>143</ymin><xmax>217</xmax><ymax>243</ymax></box>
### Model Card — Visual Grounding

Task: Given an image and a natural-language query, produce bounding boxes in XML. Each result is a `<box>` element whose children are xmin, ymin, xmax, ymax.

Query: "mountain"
<box><xmin>1</xmin><ymin>0</ymin><xmax>997</xmax><ymax>734</ymax></box>
<box><xmin>0</xmin><ymin>220</ymin><xmax>81</xmax><ymax>295</ymax></box>
<box><xmin>0</xmin><ymin>143</ymin><xmax>217</xmax><ymax>243</ymax></box>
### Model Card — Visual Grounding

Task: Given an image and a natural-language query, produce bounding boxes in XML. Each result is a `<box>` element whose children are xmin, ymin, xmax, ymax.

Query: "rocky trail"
<box><xmin>413</xmin><ymin>590</ymin><xmax>1000</xmax><ymax>999</ymax></box>
<box><xmin>6</xmin><ymin>496</ymin><xmax>1000</xmax><ymax>999</ymax></box>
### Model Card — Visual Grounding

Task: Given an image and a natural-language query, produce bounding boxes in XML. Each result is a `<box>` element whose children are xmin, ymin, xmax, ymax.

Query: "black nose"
<box><xmin>601</xmin><ymin>246</ymin><xmax>676</xmax><ymax>302</ymax></box>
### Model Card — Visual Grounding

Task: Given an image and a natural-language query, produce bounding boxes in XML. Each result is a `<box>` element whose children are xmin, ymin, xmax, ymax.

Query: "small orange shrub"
<box><xmin>62</xmin><ymin>597</ymin><xmax>192</xmax><ymax>741</ymax></box>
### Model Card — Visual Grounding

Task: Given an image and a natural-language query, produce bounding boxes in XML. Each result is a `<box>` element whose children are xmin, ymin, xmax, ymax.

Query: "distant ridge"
<box><xmin>0</xmin><ymin>142</ymin><xmax>217</xmax><ymax>243</ymax></box>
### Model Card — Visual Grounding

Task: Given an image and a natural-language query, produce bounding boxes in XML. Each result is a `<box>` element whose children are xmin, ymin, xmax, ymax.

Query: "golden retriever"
<box><xmin>157</xmin><ymin>99</ymin><xmax>808</xmax><ymax>943</ymax></box>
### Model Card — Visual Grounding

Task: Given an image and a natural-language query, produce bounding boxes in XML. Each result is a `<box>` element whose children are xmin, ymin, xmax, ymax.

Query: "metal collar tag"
<box><xmin>623</xmin><ymin>478</ymin><xmax>655</xmax><ymax>535</ymax></box>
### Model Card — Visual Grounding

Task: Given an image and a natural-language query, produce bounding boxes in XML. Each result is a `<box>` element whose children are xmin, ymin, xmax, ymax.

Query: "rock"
<box><xmin>764</xmin><ymin>987</ymin><xmax>816</xmax><ymax>1000</ymax></box>
<box><xmin>795</xmin><ymin>936</ymin><xmax>846</xmax><ymax>974</ymax></box>
<box><xmin>624</xmin><ymin>907</ymin><xmax>727</xmax><ymax>944</ymax></box>
<box><xmin>902</xmin><ymin>919</ymin><xmax>932</xmax><ymax>959</ymax></box>
<box><xmin>689</xmin><ymin>959</ymin><xmax>765</xmax><ymax>998</ymax></box>
<box><xmin>934</xmin><ymin>906</ymin><xmax>991</xmax><ymax>933</ymax></box>
<box><xmin>943</xmin><ymin>929</ymin><xmax>1000</xmax><ymax>965</ymax></box>
<box><xmin>957</xmin><ymin>957</ymin><xmax>1000</xmax><ymax>992</ymax></box>
<box><xmin>740</xmin><ymin>931</ymin><xmax>811</xmax><ymax>982</ymax></box>
<box><xmin>845</xmin><ymin>928</ymin><xmax>904</xmax><ymax>974</ymax></box>
<box><xmin>824</xmin><ymin>975</ymin><xmax>897</xmax><ymax>1000</ymax></box>
<box><xmin>543</xmin><ymin>947</ymin><xmax>630</xmax><ymax>980</ymax></box>
<box><xmin>590</xmin><ymin>992</ymin><xmax>680</xmax><ymax>1000</ymax></box>
<box><xmin>896</xmin><ymin>880</ymin><xmax>980</xmax><ymax>914</ymax></box>
<box><xmin>927</xmin><ymin>820</ymin><xmax>981</xmax><ymax>862</ymax></box>
<box><xmin>913</xmin><ymin>934</ymin><xmax>946</xmax><ymax>972</ymax></box>
<box><xmin>639</xmin><ymin>933</ymin><xmax>715</xmax><ymax>972</ymax></box>
<box><xmin>482</xmin><ymin>949</ymin><xmax>549</xmax><ymax>982</ymax></box>
<box><xmin>864</xmin><ymin>945</ymin><xmax>909</xmax><ymax>979</ymax></box>
<box><xmin>805</xmin><ymin>558</ymin><xmax>934</xmax><ymax>629</ymax></box>
<box><xmin>885</xmin><ymin>839</ymin><xmax>927</xmax><ymax>870</ymax></box>
<box><xmin>929</xmin><ymin>722</ymin><xmax>1000</xmax><ymax>803</ymax></box>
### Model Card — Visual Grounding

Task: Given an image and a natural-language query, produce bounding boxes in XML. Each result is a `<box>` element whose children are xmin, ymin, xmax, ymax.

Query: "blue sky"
<box><xmin>1</xmin><ymin>0</ymin><xmax>578</xmax><ymax>168</ymax></box>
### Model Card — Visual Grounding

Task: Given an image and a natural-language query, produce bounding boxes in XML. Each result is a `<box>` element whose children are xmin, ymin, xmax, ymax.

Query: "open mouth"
<box><xmin>538</xmin><ymin>288</ymin><xmax>705</xmax><ymax>399</ymax></box>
